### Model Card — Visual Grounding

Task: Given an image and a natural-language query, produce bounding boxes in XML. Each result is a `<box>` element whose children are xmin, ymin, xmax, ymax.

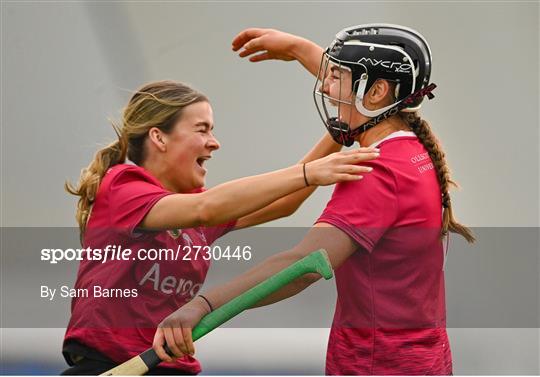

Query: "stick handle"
<box><xmin>100</xmin><ymin>249</ymin><xmax>332</xmax><ymax>375</ymax></box>
<box><xmin>193</xmin><ymin>248</ymin><xmax>332</xmax><ymax>339</ymax></box>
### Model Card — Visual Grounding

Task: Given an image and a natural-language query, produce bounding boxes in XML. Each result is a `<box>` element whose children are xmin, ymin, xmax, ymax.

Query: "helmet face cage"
<box><xmin>313</xmin><ymin>24</ymin><xmax>434</xmax><ymax>146</ymax></box>
<box><xmin>313</xmin><ymin>54</ymin><xmax>358</xmax><ymax>146</ymax></box>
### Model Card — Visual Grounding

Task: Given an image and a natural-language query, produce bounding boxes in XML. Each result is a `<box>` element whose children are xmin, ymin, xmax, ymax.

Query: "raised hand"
<box><xmin>305</xmin><ymin>148</ymin><xmax>380</xmax><ymax>186</ymax></box>
<box><xmin>232</xmin><ymin>28</ymin><xmax>305</xmax><ymax>62</ymax></box>
<box><xmin>232</xmin><ymin>28</ymin><xmax>325</xmax><ymax>77</ymax></box>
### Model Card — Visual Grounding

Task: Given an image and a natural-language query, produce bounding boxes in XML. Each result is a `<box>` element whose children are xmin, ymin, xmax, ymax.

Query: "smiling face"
<box><xmin>321</xmin><ymin>64</ymin><xmax>354</xmax><ymax>109</ymax></box>
<box><xmin>317</xmin><ymin>63</ymin><xmax>363</xmax><ymax>129</ymax></box>
<box><xmin>162</xmin><ymin>101</ymin><xmax>220</xmax><ymax>192</ymax></box>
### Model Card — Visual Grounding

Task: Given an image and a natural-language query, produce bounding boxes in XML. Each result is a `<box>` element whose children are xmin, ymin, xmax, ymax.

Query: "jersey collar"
<box><xmin>367</xmin><ymin>130</ymin><xmax>417</xmax><ymax>148</ymax></box>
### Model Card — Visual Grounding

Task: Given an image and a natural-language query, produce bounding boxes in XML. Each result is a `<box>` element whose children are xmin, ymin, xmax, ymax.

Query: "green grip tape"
<box><xmin>101</xmin><ymin>249</ymin><xmax>335</xmax><ymax>375</ymax></box>
<box><xmin>192</xmin><ymin>248</ymin><xmax>333</xmax><ymax>341</ymax></box>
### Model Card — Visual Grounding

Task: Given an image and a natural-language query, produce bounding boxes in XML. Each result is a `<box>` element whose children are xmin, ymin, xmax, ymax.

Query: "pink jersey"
<box><xmin>317</xmin><ymin>132</ymin><xmax>452</xmax><ymax>375</ymax></box>
<box><xmin>64</xmin><ymin>164</ymin><xmax>235</xmax><ymax>373</ymax></box>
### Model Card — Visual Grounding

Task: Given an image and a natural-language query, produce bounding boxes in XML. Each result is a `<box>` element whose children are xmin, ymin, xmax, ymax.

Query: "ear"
<box><xmin>366</xmin><ymin>79</ymin><xmax>392</xmax><ymax>106</ymax></box>
<box><xmin>148</xmin><ymin>127</ymin><xmax>167</xmax><ymax>152</ymax></box>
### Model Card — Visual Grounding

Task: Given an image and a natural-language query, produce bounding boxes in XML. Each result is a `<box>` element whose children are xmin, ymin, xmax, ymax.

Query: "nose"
<box><xmin>319</xmin><ymin>79</ymin><xmax>330</xmax><ymax>95</ymax></box>
<box><xmin>207</xmin><ymin>133</ymin><xmax>220</xmax><ymax>151</ymax></box>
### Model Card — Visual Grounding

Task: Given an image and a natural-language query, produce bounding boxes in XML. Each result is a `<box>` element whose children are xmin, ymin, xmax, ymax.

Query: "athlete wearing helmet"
<box><xmin>314</xmin><ymin>24</ymin><xmax>436</xmax><ymax>146</ymax></box>
<box><xmin>153</xmin><ymin>25</ymin><xmax>475</xmax><ymax>375</ymax></box>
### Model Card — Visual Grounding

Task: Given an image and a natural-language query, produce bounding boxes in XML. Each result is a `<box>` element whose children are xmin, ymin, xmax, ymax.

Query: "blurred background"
<box><xmin>2</xmin><ymin>1</ymin><xmax>539</xmax><ymax>375</ymax></box>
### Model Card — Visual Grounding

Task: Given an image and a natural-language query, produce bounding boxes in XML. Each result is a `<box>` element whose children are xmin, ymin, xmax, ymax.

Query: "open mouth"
<box><xmin>196</xmin><ymin>156</ymin><xmax>211</xmax><ymax>170</ymax></box>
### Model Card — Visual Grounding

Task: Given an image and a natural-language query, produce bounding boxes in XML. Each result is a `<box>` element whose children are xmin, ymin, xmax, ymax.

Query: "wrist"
<box><xmin>290</xmin><ymin>37</ymin><xmax>325</xmax><ymax>77</ymax></box>
<box><xmin>290</xmin><ymin>36</ymin><xmax>312</xmax><ymax>60</ymax></box>
<box><xmin>192</xmin><ymin>296</ymin><xmax>212</xmax><ymax>316</ymax></box>
<box><xmin>198</xmin><ymin>294</ymin><xmax>214</xmax><ymax>312</ymax></box>
<box><xmin>302</xmin><ymin>163</ymin><xmax>311</xmax><ymax>187</ymax></box>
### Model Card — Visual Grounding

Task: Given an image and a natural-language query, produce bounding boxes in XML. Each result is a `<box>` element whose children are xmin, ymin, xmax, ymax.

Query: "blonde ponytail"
<box><xmin>65</xmin><ymin>134</ymin><xmax>127</xmax><ymax>235</ymax></box>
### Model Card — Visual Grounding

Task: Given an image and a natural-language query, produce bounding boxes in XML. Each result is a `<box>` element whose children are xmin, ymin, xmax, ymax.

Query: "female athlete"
<box><xmin>62</xmin><ymin>80</ymin><xmax>378</xmax><ymax>374</ymax></box>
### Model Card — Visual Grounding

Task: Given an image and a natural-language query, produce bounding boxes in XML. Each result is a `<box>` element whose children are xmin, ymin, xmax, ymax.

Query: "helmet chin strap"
<box><xmin>325</xmin><ymin>83</ymin><xmax>437</xmax><ymax>147</ymax></box>
<box><xmin>325</xmin><ymin>118</ymin><xmax>356</xmax><ymax>147</ymax></box>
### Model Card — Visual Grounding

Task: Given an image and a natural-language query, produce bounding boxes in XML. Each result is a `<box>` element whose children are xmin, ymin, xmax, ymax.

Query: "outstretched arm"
<box><xmin>235</xmin><ymin>137</ymin><xmax>378</xmax><ymax>229</ymax></box>
<box><xmin>232</xmin><ymin>28</ymin><xmax>325</xmax><ymax>77</ymax></box>
<box><xmin>141</xmin><ymin>150</ymin><xmax>375</xmax><ymax>230</ymax></box>
<box><xmin>152</xmin><ymin>223</ymin><xmax>358</xmax><ymax>361</ymax></box>
<box><xmin>232</xmin><ymin>29</ymin><xmax>370</xmax><ymax>229</ymax></box>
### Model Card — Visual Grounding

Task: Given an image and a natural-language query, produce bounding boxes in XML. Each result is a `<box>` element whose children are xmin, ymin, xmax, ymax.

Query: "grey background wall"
<box><xmin>2</xmin><ymin>1</ymin><xmax>539</xmax><ymax>375</ymax></box>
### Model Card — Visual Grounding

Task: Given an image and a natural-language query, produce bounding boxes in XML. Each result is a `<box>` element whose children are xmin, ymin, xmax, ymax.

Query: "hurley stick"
<box><xmin>101</xmin><ymin>249</ymin><xmax>333</xmax><ymax>375</ymax></box>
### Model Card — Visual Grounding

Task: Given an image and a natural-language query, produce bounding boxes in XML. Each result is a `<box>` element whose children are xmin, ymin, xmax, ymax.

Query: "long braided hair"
<box><xmin>400</xmin><ymin>112</ymin><xmax>476</xmax><ymax>243</ymax></box>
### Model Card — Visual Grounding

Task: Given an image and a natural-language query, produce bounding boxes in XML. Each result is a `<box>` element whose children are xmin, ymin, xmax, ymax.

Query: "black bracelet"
<box><xmin>198</xmin><ymin>294</ymin><xmax>214</xmax><ymax>312</ymax></box>
<box><xmin>302</xmin><ymin>163</ymin><xmax>310</xmax><ymax>187</ymax></box>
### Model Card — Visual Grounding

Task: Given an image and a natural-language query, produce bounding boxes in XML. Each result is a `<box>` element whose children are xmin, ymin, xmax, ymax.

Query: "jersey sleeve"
<box><xmin>317</xmin><ymin>161</ymin><xmax>398</xmax><ymax>253</ymax></box>
<box><xmin>107</xmin><ymin>167</ymin><xmax>173</xmax><ymax>234</ymax></box>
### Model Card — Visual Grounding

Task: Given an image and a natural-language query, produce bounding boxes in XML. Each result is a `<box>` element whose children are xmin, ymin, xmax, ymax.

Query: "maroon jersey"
<box><xmin>64</xmin><ymin>164</ymin><xmax>235</xmax><ymax>373</ymax></box>
<box><xmin>318</xmin><ymin>132</ymin><xmax>452</xmax><ymax>375</ymax></box>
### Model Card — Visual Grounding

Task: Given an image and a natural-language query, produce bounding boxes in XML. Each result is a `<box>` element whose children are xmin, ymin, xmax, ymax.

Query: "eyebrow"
<box><xmin>195</xmin><ymin>122</ymin><xmax>214</xmax><ymax>130</ymax></box>
<box><xmin>330</xmin><ymin>66</ymin><xmax>349</xmax><ymax>74</ymax></box>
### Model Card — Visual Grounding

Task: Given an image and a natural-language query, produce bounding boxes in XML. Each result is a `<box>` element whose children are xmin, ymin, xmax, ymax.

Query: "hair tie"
<box><xmin>442</xmin><ymin>193</ymin><xmax>451</xmax><ymax>208</ymax></box>
<box><xmin>303</xmin><ymin>163</ymin><xmax>310</xmax><ymax>187</ymax></box>
<box><xmin>198</xmin><ymin>294</ymin><xmax>214</xmax><ymax>312</ymax></box>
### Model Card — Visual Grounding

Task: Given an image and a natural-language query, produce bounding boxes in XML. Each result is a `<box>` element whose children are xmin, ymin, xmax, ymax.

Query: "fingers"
<box><xmin>329</xmin><ymin>154</ymin><xmax>379</xmax><ymax>183</ymax></box>
<box><xmin>338</xmin><ymin>149</ymin><xmax>380</xmax><ymax>163</ymax></box>
<box><xmin>342</xmin><ymin>165</ymin><xmax>373</xmax><ymax>174</ymax></box>
<box><xmin>339</xmin><ymin>164</ymin><xmax>372</xmax><ymax>178</ymax></box>
<box><xmin>163</xmin><ymin>325</ymin><xmax>184</xmax><ymax>359</ymax></box>
<box><xmin>353</xmin><ymin>151</ymin><xmax>380</xmax><ymax>162</ymax></box>
<box><xmin>238</xmin><ymin>49</ymin><xmax>255</xmax><ymax>58</ymax></box>
<box><xmin>237</xmin><ymin>38</ymin><xmax>268</xmax><ymax>60</ymax></box>
<box><xmin>152</xmin><ymin>328</ymin><xmax>173</xmax><ymax>363</ymax></box>
<box><xmin>357</xmin><ymin>147</ymin><xmax>381</xmax><ymax>153</ymax></box>
<box><xmin>249</xmin><ymin>52</ymin><xmax>272</xmax><ymax>62</ymax></box>
<box><xmin>333</xmin><ymin>165</ymin><xmax>371</xmax><ymax>181</ymax></box>
<box><xmin>231</xmin><ymin>28</ymin><xmax>266</xmax><ymax>51</ymax></box>
<box><xmin>242</xmin><ymin>38</ymin><xmax>263</xmax><ymax>52</ymax></box>
<box><xmin>341</xmin><ymin>147</ymin><xmax>380</xmax><ymax>155</ymax></box>
<box><xmin>173</xmin><ymin>325</ymin><xmax>189</xmax><ymax>356</ymax></box>
<box><xmin>233</xmin><ymin>28</ymin><xmax>296</xmax><ymax>63</ymax></box>
<box><xmin>238</xmin><ymin>44</ymin><xmax>265</xmax><ymax>58</ymax></box>
<box><xmin>337</xmin><ymin>173</ymin><xmax>365</xmax><ymax>182</ymax></box>
<box><xmin>181</xmin><ymin>325</ymin><xmax>195</xmax><ymax>356</ymax></box>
